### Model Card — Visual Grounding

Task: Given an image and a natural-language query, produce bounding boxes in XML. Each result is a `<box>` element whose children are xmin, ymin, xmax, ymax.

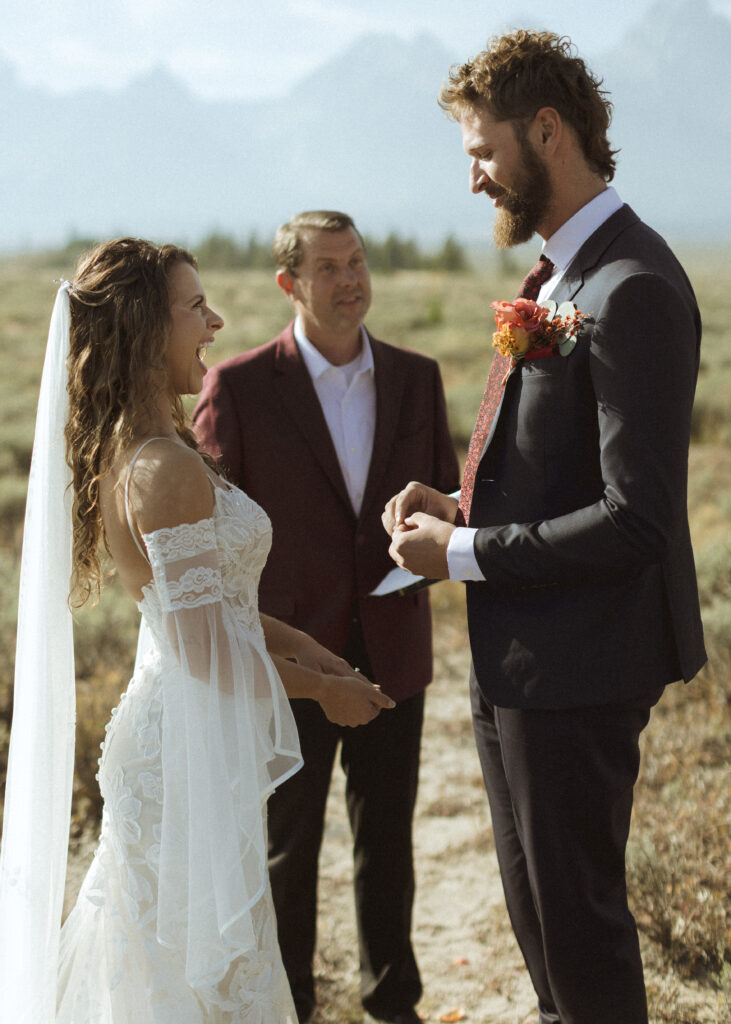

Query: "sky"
<box><xmin>5</xmin><ymin>0</ymin><xmax>730</xmax><ymax>102</ymax></box>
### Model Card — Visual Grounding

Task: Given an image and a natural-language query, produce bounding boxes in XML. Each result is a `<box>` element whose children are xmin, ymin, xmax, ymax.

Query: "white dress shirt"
<box><xmin>294</xmin><ymin>316</ymin><xmax>376</xmax><ymax>516</ymax></box>
<box><xmin>447</xmin><ymin>187</ymin><xmax>623</xmax><ymax>581</ymax></box>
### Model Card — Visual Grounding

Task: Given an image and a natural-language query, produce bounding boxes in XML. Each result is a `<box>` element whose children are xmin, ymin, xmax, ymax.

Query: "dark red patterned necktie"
<box><xmin>455</xmin><ymin>255</ymin><xmax>555</xmax><ymax>526</ymax></box>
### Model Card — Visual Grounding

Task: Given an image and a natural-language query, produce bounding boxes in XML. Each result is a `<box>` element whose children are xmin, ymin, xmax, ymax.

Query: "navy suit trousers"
<box><xmin>470</xmin><ymin>671</ymin><xmax>659</xmax><ymax>1024</ymax></box>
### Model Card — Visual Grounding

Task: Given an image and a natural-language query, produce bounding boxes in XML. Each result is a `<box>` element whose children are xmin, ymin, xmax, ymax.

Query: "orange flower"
<box><xmin>490</xmin><ymin>295</ymin><xmax>588</xmax><ymax>376</ymax></box>
<box><xmin>491</xmin><ymin>298</ymin><xmax>548</xmax><ymax>334</ymax></box>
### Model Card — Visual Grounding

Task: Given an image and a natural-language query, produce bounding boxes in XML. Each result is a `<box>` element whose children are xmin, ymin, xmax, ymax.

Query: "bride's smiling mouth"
<box><xmin>196</xmin><ymin>340</ymin><xmax>213</xmax><ymax>364</ymax></box>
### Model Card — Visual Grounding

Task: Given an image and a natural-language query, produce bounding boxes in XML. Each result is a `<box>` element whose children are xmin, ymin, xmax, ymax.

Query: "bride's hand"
<box><xmin>316</xmin><ymin>672</ymin><xmax>395</xmax><ymax>727</ymax></box>
<box><xmin>288</xmin><ymin>630</ymin><xmax>356</xmax><ymax>677</ymax></box>
<box><xmin>271</xmin><ymin>654</ymin><xmax>395</xmax><ymax>726</ymax></box>
<box><xmin>260</xmin><ymin>615</ymin><xmax>357</xmax><ymax>677</ymax></box>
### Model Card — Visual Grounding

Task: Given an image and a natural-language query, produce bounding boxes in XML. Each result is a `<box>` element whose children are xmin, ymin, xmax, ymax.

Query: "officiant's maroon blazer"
<box><xmin>466</xmin><ymin>205</ymin><xmax>706</xmax><ymax>708</ymax></box>
<box><xmin>193</xmin><ymin>324</ymin><xmax>459</xmax><ymax>701</ymax></box>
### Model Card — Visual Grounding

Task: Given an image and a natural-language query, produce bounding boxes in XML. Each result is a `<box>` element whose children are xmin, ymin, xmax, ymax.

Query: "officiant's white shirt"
<box><xmin>447</xmin><ymin>187</ymin><xmax>623</xmax><ymax>581</ymax></box>
<box><xmin>294</xmin><ymin>316</ymin><xmax>376</xmax><ymax>516</ymax></box>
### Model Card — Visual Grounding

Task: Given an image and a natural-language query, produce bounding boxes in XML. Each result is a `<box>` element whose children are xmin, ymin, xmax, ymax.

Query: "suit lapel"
<box><xmin>480</xmin><ymin>206</ymin><xmax>639</xmax><ymax>460</ymax></box>
<box><xmin>272</xmin><ymin>325</ymin><xmax>353</xmax><ymax>513</ymax></box>
<box><xmin>549</xmin><ymin>204</ymin><xmax>640</xmax><ymax>304</ymax></box>
<box><xmin>360</xmin><ymin>336</ymin><xmax>404</xmax><ymax>520</ymax></box>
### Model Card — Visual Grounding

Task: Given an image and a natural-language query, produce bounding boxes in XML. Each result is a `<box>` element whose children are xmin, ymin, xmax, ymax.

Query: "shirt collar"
<box><xmin>543</xmin><ymin>186</ymin><xmax>623</xmax><ymax>272</ymax></box>
<box><xmin>294</xmin><ymin>316</ymin><xmax>373</xmax><ymax>380</ymax></box>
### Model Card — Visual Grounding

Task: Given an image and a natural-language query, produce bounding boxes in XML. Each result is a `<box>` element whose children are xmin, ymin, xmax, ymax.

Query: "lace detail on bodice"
<box><xmin>140</xmin><ymin>486</ymin><xmax>271</xmax><ymax>642</ymax></box>
<box><xmin>213</xmin><ymin>488</ymin><xmax>272</xmax><ymax>637</ymax></box>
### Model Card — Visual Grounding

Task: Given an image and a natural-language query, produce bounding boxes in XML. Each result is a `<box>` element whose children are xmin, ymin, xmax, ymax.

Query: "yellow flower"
<box><xmin>492</xmin><ymin>323</ymin><xmax>531</xmax><ymax>357</ymax></box>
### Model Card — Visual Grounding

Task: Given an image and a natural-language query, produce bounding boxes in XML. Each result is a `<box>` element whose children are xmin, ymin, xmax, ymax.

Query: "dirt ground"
<box><xmin>65</xmin><ymin>600</ymin><xmax>722</xmax><ymax>1024</ymax></box>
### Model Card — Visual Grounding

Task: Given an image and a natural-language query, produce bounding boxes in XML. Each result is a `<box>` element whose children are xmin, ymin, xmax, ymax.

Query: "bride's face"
<box><xmin>165</xmin><ymin>262</ymin><xmax>223</xmax><ymax>396</ymax></box>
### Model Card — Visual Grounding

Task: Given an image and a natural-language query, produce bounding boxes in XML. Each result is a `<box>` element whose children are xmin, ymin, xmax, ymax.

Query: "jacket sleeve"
<box><xmin>141</xmin><ymin>515</ymin><xmax>301</xmax><ymax>991</ymax></box>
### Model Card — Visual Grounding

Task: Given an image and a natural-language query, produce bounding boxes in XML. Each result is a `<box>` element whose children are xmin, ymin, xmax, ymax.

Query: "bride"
<box><xmin>0</xmin><ymin>238</ymin><xmax>393</xmax><ymax>1022</ymax></box>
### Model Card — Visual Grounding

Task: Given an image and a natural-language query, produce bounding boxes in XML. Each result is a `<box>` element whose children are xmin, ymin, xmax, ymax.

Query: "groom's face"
<box><xmin>460</xmin><ymin>106</ymin><xmax>553</xmax><ymax>248</ymax></box>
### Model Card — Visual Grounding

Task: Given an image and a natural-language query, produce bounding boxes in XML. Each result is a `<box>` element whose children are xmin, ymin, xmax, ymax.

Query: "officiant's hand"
<box><xmin>388</xmin><ymin>513</ymin><xmax>454</xmax><ymax>580</ymax></box>
<box><xmin>382</xmin><ymin>481</ymin><xmax>458</xmax><ymax>537</ymax></box>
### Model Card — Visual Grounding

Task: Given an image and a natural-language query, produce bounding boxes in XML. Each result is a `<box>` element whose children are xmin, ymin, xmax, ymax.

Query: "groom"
<box><xmin>383</xmin><ymin>30</ymin><xmax>706</xmax><ymax>1024</ymax></box>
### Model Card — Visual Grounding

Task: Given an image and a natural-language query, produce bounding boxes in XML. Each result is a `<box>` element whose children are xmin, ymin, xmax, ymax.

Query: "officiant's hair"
<box><xmin>64</xmin><ymin>236</ymin><xmax>215</xmax><ymax>606</ymax></box>
<box><xmin>273</xmin><ymin>210</ymin><xmax>366</xmax><ymax>277</ymax></box>
<box><xmin>439</xmin><ymin>30</ymin><xmax>617</xmax><ymax>182</ymax></box>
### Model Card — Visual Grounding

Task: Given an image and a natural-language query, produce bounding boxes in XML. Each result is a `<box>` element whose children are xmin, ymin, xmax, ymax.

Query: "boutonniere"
<box><xmin>490</xmin><ymin>298</ymin><xmax>588</xmax><ymax>382</ymax></box>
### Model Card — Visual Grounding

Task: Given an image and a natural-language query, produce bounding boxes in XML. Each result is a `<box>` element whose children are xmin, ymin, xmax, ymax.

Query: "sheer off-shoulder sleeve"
<box><xmin>141</xmin><ymin>515</ymin><xmax>302</xmax><ymax>994</ymax></box>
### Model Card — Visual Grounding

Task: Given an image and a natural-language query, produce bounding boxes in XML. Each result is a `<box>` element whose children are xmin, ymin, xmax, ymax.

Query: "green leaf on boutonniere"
<box><xmin>554</xmin><ymin>301</ymin><xmax>585</xmax><ymax>357</ymax></box>
<box><xmin>542</xmin><ymin>299</ymin><xmax>558</xmax><ymax>322</ymax></box>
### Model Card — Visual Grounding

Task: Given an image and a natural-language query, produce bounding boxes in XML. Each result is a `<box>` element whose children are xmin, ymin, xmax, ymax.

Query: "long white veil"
<box><xmin>0</xmin><ymin>283</ymin><xmax>75</xmax><ymax>1022</ymax></box>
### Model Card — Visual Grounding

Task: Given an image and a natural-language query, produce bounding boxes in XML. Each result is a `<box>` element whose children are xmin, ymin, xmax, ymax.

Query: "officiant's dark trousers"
<box><xmin>470</xmin><ymin>673</ymin><xmax>656</xmax><ymax>1024</ymax></box>
<box><xmin>267</xmin><ymin>633</ymin><xmax>424</xmax><ymax>1021</ymax></box>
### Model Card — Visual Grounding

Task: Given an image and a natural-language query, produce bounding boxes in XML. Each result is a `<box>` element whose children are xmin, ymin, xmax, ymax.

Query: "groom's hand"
<box><xmin>388</xmin><ymin>512</ymin><xmax>454</xmax><ymax>579</ymax></box>
<box><xmin>382</xmin><ymin>481</ymin><xmax>458</xmax><ymax>536</ymax></box>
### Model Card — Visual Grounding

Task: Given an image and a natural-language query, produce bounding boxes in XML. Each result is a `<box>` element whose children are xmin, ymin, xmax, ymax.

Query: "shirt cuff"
<box><xmin>446</xmin><ymin>527</ymin><xmax>485</xmax><ymax>581</ymax></box>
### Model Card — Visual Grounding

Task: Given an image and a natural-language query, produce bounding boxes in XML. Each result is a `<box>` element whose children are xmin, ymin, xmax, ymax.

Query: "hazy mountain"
<box><xmin>0</xmin><ymin>0</ymin><xmax>728</xmax><ymax>251</ymax></box>
<box><xmin>595</xmin><ymin>0</ymin><xmax>731</xmax><ymax>238</ymax></box>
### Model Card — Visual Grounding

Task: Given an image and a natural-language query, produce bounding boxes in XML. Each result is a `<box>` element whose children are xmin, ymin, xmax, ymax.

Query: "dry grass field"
<box><xmin>0</xmin><ymin>251</ymin><xmax>728</xmax><ymax>1022</ymax></box>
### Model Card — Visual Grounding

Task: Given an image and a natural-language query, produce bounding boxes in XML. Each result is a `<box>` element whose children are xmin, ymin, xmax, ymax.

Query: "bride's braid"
<box><xmin>65</xmin><ymin>237</ymin><xmax>217</xmax><ymax>607</ymax></box>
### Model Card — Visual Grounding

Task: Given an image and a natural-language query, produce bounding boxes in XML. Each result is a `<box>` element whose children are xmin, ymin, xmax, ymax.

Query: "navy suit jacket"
<box><xmin>467</xmin><ymin>205</ymin><xmax>706</xmax><ymax>708</ymax></box>
<box><xmin>193</xmin><ymin>324</ymin><xmax>459</xmax><ymax>702</ymax></box>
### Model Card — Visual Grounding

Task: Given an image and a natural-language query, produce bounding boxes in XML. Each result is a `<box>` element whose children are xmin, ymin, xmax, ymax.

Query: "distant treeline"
<box><xmin>35</xmin><ymin>231</ymin><xmax>469</xmax><ymax>273</ymax></box>
<box><xmin>193</xmin><ymin>231</ymin><xmax>469</xmax><ymax>272</ymax></box>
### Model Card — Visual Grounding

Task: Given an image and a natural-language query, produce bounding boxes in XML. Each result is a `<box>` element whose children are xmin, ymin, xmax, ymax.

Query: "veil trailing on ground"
<box><xmin>0</xmin><ymin>283</ymin><xmax>76</xmax><ymax>1023</ymax></box>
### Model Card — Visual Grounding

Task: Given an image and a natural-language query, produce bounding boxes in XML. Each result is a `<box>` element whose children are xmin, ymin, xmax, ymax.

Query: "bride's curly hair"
<box><xmin>65</xmin><ymin>236</ymin><xmax>216</xmax><ymax>607</ymax></box>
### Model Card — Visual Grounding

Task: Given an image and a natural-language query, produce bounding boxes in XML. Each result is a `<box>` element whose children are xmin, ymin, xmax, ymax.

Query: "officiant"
<box><xmin>193</xmin><ymin>210</ymin><xmax>458</xmax><ymax>1024</ymax></box>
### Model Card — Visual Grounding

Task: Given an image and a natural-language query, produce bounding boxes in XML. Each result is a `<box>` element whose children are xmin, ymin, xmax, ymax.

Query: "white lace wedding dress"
<box><xmin>56</xmin><ymin>469</ymin><xmax>302</xmax><ymax>1023</ymax></box>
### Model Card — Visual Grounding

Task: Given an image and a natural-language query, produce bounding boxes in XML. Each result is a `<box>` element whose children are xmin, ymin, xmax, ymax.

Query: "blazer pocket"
<box><xmin>514</xmin><ymin>360</ymin><xmax>571</xmax><ymax>455</ymax></box>
<box><xmin>519</xmin><ymin>357</ymin><xmax>565</xmax><ymax>379</ymax></box>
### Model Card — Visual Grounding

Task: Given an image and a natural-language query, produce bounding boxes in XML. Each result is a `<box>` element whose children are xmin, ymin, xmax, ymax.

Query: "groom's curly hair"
<box><xmin>65</xmin><ymin>237</ymin><xmax>217</xmax><ymax>606</ymax></box>
<box><xmin>439</xmin><ymin>30</ymin><xmax>617</xmax><ymax>182</ymax></box>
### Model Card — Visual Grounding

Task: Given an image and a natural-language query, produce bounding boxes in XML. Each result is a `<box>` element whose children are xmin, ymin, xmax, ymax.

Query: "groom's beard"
<box><xmin>493</xmin><ymin>139</ymin><xmax>553</xmax><ymax>249</ymax></box>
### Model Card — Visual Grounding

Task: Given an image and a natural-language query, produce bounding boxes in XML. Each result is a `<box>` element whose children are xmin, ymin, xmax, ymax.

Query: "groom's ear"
<box><xmin>530</xmin><ymin>106</ymin><xmax>561</xmax><ymax>155</ymax></box>
<box><xmin>276</xmin><ymin>270</ymin><xmax>296</xmax><ymax>300</ymax></box>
